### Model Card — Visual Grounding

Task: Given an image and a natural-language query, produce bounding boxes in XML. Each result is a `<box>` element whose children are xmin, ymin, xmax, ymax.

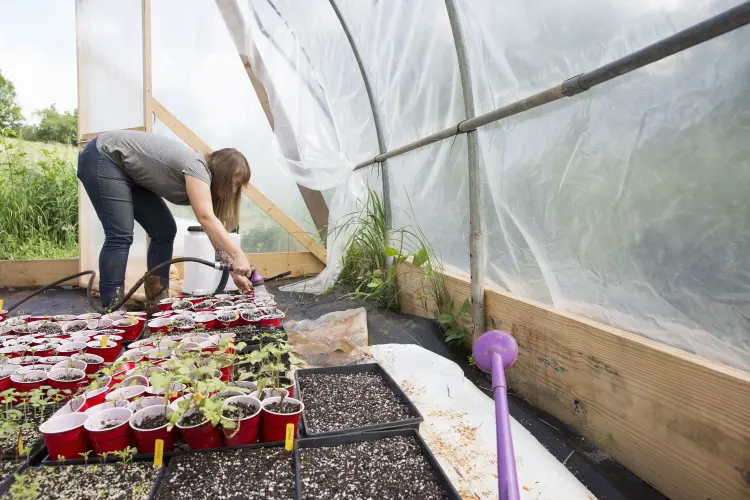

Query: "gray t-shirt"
<box><xmin>96</xmin><ymin>130</ymin><xmax>211</xmax><ymax>205</ymax></box>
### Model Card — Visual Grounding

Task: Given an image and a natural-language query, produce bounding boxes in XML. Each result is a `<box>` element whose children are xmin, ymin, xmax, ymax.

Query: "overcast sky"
<box><xmin>0</xmin><ymin>1</ymin><xmax>77</xmax><ymax>121</ymax></box>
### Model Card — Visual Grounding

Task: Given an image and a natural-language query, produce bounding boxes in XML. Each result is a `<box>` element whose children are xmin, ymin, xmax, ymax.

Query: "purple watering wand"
<box><xmin>473</xmin><ymin>330</ymin><xmax>520</xmax><ymax>500</ymax></box>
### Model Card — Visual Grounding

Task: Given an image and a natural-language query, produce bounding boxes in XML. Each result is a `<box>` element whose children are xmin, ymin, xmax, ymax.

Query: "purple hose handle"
<box><xmin>473</xmin><ymin>330</ymin><xmax>520</xmax><ymax>500</ymax></box>
<box><xmin>250</xmin><ymin>269</ymin><xmax>262</xmax><ymax>283</ymax></box>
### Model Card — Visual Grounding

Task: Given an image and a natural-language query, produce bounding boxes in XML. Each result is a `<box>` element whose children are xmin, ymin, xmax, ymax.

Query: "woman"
<box><xmin>78</xmin><ymin>130</ymin><xmax>253</xmax><ymax>314</ymax></box>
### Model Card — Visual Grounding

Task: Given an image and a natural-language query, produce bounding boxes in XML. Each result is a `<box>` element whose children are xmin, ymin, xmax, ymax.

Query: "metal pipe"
<box><xmin>354</xmin><ymin>0</ymin><xmax>750</xmax><ymax>170</ymax></box>
<box><xmin>444</xmin><ymin>0</ymin><xmax>485</xmax><ymax>341</ymax></box>
<box><xmin>329</xmin><ymin>0</ymin><xmax>394</xmax><ymax>267</ymax></box>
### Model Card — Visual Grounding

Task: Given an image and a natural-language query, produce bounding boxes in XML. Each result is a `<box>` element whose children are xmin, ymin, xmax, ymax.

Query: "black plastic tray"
<box><xmin>1</xmin><ymin>435</ymin><xmax>47</xmax><ymax>466</ymax></box>
<box><xmin>0</xmin><ymin>457</ymin><xmax>167</xmax><ymax>499</ymax></box>
<box><xmin>293</xmin><ymin>427</ymin><xmax>460</xmax><ymax>500</ymax></box>
<box><xmin>151</xmin><ymin>441</ymin><xmax>289</xmax><ymax>499</ymax></box>
<box><xmin>295</xmin><ymin>363</ymin><xmax>424</xmax><ymax>437</ymax></box>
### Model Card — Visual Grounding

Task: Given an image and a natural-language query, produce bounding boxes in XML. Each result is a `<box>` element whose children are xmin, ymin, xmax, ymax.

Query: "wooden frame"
<box><xmin>396</xmin><ymin>262</ymin><xmax>750</xmax><ymax>500</ymax></box>
<box><xmin>142</xmin><ymin>0</ymin><xmax>153</xmax><ymax>133</ymax></box>
<box><xmin>0</xmin><ymin>259</ymin><xmax>79</xmax><ymax>287</ymax></box>
<box><xmin>151</xmin><ymin>97</ymin><xmax>327</xmax><ymax>264</ymax></box>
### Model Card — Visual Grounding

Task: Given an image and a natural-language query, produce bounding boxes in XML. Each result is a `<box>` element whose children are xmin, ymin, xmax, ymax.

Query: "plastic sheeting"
<box><xmin>78</xmin><ymin>0</ymin><xmax>750</xmax><ymax>370</ymax></box>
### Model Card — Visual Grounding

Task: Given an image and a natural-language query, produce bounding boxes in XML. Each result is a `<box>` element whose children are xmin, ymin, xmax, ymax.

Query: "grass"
<box><xmin>0</xmin><ymin>132</ymin><xmax>79</xmax><ymax>260</ymax></box>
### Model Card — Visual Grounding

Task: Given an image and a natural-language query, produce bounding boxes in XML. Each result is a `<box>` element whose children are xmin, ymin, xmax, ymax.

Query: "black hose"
<box><xmin>6</xmin><ymin>257</ymin><xmax>221</xmax><ymax>315</ymax></box>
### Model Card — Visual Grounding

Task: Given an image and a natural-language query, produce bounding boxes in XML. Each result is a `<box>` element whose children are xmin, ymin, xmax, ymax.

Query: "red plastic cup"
<box><xmin>10</xmin><ymin>370</ymin><xmax>47</xmax><ymax>392</ymax></box>
<box><xmin>218</xmin><ymin>363</ymin><xmax>233</xmax><ymax>382</ymax></box>
<box><xmin>48</xmin><ymin>368</ymin><xmax>87</xmax><ymax>397</ymax></box>
<box><xmin>82</xmin><ymin>375</ymin><xmax>112</xmax><ymax>406</ymax></box>
<box><xmin>130</xmin><ymin>405</ymin><xmax>176</xmax><ymax>453</ymax></box>
<box><xmin>0</xmin><ymin>364</ymin><xmax>19</xmax><ymax>391</ymax></box>
<box><xmin>40</xmin><ymin>413</ymin><xmax>91</xmax><ymax>459</ymax></box>
<box><xmin>106</xmin><ymin>385</ymin><xmax>147</xmax><ymax>403</ymax></box>
<box><xmin>259</xmin><ymin>314</ymin><xmax>284</xmax><ymax>328</ymax></box>
<box><xmin>177</xmin><ymin>409</ymin><xmax>224</xmax><ymax>450</ymax></box>
<box><xmin>193</xmin><ymin>313</ymin><xmax>216</xmax><ymax>331</ymax></box>
<box><xmin>57</xmin><ymin>341</ymin><xmax>88</xmax><ymax>357</ymax></box>
<box><xmin>147</xmin><ymin>317</ymin><xmax>171</xmax><ymax>333</ymax></box>
<box><xmin>84</xmin><ymin>407</ymin><xmax>133</xmax><ymax>454</ymax></box>
<box><xmin>260</xmin><ymin>396</ymin><xmax>303</xmax><ymax>442</ymax></box>
<box><xmin>71</xmin><ymin>353</ymin><xmax>104</xmax><ymax>375</ymax></box>
<box><xmin>83</xmin><ymin>400</ymin><xmax>129</xmax><ymax>416</ymax></box>
<box><xmin>85</xmin><ymin>341</ymin><xmax>121</xmax><ymax>363</ymax></box>
<box><xmin>222</xmin><ymin>396</ymin><xmax>262</xmax><ymax>446</ymax></box>
<box><xmin>215</xmin><ymin>312</ymin><xmax>240</xmax><ymax>329</ymax></box>
<box><xmin>111</xmin><ymin>319</ymin><xmax>144</xmax><ymax>341</ymax></box>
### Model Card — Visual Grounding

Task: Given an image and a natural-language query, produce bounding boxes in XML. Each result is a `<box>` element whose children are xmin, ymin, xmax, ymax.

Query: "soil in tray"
<box><xmin>1</xmin><ymin>462</ymin><xmax>159</xmax><ymax>500</ymax></box>
<box><xmin>298</xmin><ymin>373</ymin><xmax>416</xmax><ymax>434</ymax></box>
<box><xmin>0</xmin><ymin>461</ymin><xmax>20</xmax><ymax>486</ymax></box>
<box><xmin>139</xmin><ymin>413</ymin><xmax>169</xmax><ymax>430</ymax></box>
<box><xmin>1</xmin><ymin>405</ymin><xmax>56</xmax><ymax>458</ymax></box>
<box><xmin>156</xmin><ymin>447</ymin><xmax>293</xmax><ymax>500</ymax></box>
<box><xmin>299</xmin><ymin>436</ymin><xmax>450</xmax><ymax>499</ymax></box>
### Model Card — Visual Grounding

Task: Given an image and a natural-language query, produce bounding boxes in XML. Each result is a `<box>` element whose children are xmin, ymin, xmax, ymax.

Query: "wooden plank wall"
<box><xmin>396</xmin><ymin>262</ymin><xmax>750</xmax><ymax>500</ymax></box>
<box><xmin>0</xmin><ymin>259</ymin><xmax>80</xmax><ymax>287</ymax></box>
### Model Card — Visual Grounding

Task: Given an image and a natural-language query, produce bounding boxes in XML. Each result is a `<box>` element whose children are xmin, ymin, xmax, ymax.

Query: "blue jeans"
<box><xmin>78</xmin><ymin>138</ymin><xmax>176</xmax><ymax>307</ymax></box>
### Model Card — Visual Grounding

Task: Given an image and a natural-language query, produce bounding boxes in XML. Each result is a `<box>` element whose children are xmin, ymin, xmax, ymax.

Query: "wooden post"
<box><xmin>74</xmin><ymin>0</ymin><xmax>89</xmax><ymax>288</ymax></box>
<box><xmin>142</xmin><ymin>0</ymin><xmax>153</xmax><ymax>133</ymax></box>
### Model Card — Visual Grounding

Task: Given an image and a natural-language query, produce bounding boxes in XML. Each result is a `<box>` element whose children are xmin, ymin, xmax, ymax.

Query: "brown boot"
<box><xmin>144</xmin><ymin>275</ymin><xmax>168</xmax><ymax>318</ymax></box>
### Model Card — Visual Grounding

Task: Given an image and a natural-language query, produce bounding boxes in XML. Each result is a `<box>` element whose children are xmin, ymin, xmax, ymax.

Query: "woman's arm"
<box><xmin>185</xmin><ymin>175</ymin><xmax>252</xmax><ymax>277</ymax></box>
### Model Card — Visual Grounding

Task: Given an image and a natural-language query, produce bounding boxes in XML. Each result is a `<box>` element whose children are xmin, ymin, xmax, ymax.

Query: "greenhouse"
<box><xmin>0</xmin><ymin>0</ymin><xmax>748</xmax><ymax>499</ymax></box>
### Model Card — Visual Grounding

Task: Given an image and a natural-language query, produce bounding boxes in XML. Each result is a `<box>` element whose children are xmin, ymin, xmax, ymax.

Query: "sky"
<box><xmin>0</xmin><ymin>1</ymin><xmax>77</xmax><ymax>121</ymax></box>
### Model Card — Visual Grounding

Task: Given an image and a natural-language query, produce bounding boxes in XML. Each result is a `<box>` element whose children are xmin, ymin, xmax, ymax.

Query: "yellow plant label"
<box><xmin>100</xmin><ymin>336</ymin><xmax>108</xmax><ymax>348</ymax></box>
<box><xmin>153</xmin><ymin>439</ymin><xmax>164</xmax><ymax>467</ymax></box>
<box><xmin>235</xmin><ymin>310</ymin><xmax>239</xmax><ymax>320</ymax></box>
<box><xmin>130</xmin><ymin>315</ymin><xmax>136</xmax><ymax>325</ymax></box>
<box><xmin>17</xmin><ymin>435</ymin><xmax>23</xmax><ymax>455</ymax></box>
<box><xmin>285</xmin><ymin>423</ymin><xmax>294</xmax><ymax>451</ymax></box>
<box><xmin>0</xmin><ymin>300</ymin><xmax>4</xmax><ymax>311</ymax></box>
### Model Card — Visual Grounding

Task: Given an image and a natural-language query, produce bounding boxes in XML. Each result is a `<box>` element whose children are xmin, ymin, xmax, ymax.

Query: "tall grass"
<box><xmin>0</xmin><ymin>131</ymin><xmax>78</xmax><ymax>260</ymax></box>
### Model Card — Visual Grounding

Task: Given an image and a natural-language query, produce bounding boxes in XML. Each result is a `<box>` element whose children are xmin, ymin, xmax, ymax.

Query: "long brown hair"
<box><xmin>204</xmin><ymin>148</ymin><xmax>251</xmax><ymax>230</ymax></box>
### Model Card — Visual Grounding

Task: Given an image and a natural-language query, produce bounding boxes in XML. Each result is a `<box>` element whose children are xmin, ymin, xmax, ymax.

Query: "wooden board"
<box><xmin>151</xmin><ymin>97</ymin><xmax>327</xmax><ymax>263</ymax></box>
<box><xmin>172</xmin><ymin>251</ymin><xmax>323</xmax><ymax>282</ymax></box>
<box><xmin>0</xmin><ymin>259</ymin><xmax>80</xmax><ymax>287</ymax></box>
<box><xmin>396</xmin><ymin>262</ymin><xmax>750</xmax><ymax>500</ymax></box>
<box><xmin>141</xmin><ymin>0</ymin><xmax>153</xmax><ymax>133</ymax></box>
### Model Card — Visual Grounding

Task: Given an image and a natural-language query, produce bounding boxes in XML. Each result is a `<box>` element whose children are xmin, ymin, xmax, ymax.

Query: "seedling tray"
<box><xmin>2</xmin><ymin>435</ymin><xmax>47</xmax><ymax>466</ymax></box>
<box><xmin>295</xmin><ymin>363</ymin><xmax>424</xmax><ymax>437</ymax></box>
<box><xmin>0</xmin><ymin>457</ymin><xmax>167</xmax><ymax>499</ymax></box>
<box><xmin>293</xmin><ymin>427</ymin><xmax>460</xmax><ymax>500</ymax></box>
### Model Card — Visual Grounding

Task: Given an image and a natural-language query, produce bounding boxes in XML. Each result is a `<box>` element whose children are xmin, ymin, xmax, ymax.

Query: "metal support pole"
<box><xmin>328</xmin><ymin>0</ymin><xmax>394</xmax><ymax>269</ymax></box>
<box><xmin>445</xmin><ymin>0</ymin><xmax>485</xmax><ymax>341</ymax></box>
<box><xmin>354</xmin><ymin>0</ymin><xmax>750</xmax><ymax>172</ymax></box>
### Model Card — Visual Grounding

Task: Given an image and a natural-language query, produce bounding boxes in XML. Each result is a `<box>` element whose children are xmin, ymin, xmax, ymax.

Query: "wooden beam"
<box><xmin>79</xmin><ymin>126</ymin><xmax>146</xmax><ymax>144</ymax></box>
<box><xmin>172</xmin><ymin>251</ymin><xmax>323</xmax><ymax>281</ymax></box>
<box><xmin>141</xmin><ymin>0</ymin><xmax>153</xmax><ymax>133</ymax></box>
<box><xmin>151</xmin><ymin>98</ymin><xmax>327</xmax><ymax>264</ymax></box>
<box><xmin>0</xmin><ymin>259</ymin><xmax>79</xmax><ymax>287</ymax></box>
<box><xmin>396</xmin><ymin>262</ymin><xmax>750</xmax><ymax>500</ymax></box>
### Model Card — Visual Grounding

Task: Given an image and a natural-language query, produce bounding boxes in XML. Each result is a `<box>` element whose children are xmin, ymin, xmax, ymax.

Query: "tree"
<box><xmin>23</xmin><ymin>105</ymin><xmax>77</xmax><ymax>146</ymax></box>
<box><xmin>0</xmin><ymin>71</ymin><xmax>23</xmax><ymax>132</ymax></box>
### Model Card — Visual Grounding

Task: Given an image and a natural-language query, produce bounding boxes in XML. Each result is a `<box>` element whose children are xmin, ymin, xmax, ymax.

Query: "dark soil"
<box><xmin>193</xmin><ymin>301</ymin><xmax>214</xmax><ymax>310</ymax></box>
<box><xmin>298</xmin><ymin>373</ymin><xmax>416</xmax><ymax>434</ymax></box>
<box><xmin>138</xmin><ymin>413</ymin><xmax>169</xmax><ymax>430</ymax></box>
<box><xmin>1</xmin><ymin>462</ymin><xmax>159</xmax><ymax>500</ymax></box>
<box><xmin>77</xmin><ymin>356</ymin><xmax>101</xmax><ymax>364</ymax></box>
<box><xmin>178</xmin><ymin>412</ymin><xmax>206</xmax><ymax>428</ymax></box>
<box><xmin>171</xmin><ymin>318</ymin><xmax>194</xmax><ymax>328</ymax></box>
<box><xmin>224</xmin><ymin>401</ymin><xmax>258</xmax><ymax>420</ymax></box>
<box><xmin>213</xmin><ymin>300</ymin><xmax>234</xmax><ymax>308</ymax></box>
<box><xmin>240</xmin><ymin>310</ymin><xmax>262</xmax><ymax>322</ymax></box>
<box><xmin>37</xmin><ymin>323</ymin><xmax>63</xmax><ymax>335</ymax></box>
<box><xmin>172</xmin><ymin>300</ymin><xmax>193</xmax><ymax>310</ymax></box>
<box><xmin>17</xmin><ymin>373</ymin><xmax>45</xmax><ymax>382</ymax></box>
<box><xmin>264</xmin><ymin>401</ymin><xmax>301</xmax><ymax>414</ymax></box>
<box><xmin>0</xmin><ymin>461</ymin><xmax>20</xmax><ymax>487</ymax></box>
<box><xmin>212</xmin><ymin>325</ymin><xmax>286</xmax><ymax>346</ymax></box>
<box><xmin>54</xmin><ymin>373</ymin><xmax>82</xmax><ymax>382</ymax></box>
<box><xmin>156</xmin><ymin>447</ymin><xmax>293</xmax><ymax>500</ymax></box>
<box><xmin>99</xmin><ymin>419</ymin><xmax>125</xmax><ymax>430</ymax></box>
<box><xmin>65</xmin><ymin>323</ymin><xmax>86</xmax><ymax>333</ymax></box>
<box><xmin>299</xmin><ymin>436</ymin><xmax>450</xmax><ymax>500</ymax></box>
<box><xmin>0</xmin><ymin>405</ymin><xmax>56</xmax><ymax>457</ymax></box>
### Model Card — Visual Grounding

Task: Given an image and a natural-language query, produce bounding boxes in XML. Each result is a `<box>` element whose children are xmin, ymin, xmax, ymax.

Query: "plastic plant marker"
<box><xmin>130</xmin><ymin>315</ymin><xmax>136</xmax><ymax>326</ymax></box>
<box><xmin>100</xmin><ymin>336</ymin><xmax>107</xmax><ymax>348</ymax></box>
<box><xmin>17</xmin><ymin>434</ymin><xmax>23</xmax><ymax>455</ymax></box>
<box><xmin>235</xmin><ymin>310</ymin><xmax>239</xmax><ymax>320</ymax></box>
<box><xmin>154</xmin><ymin>439</ymin><xmax>164</xmax><ymax>467</ymax></box>
<box><xmin>285</xmin><ymin>423</ymin><xmax>294</xmax><ymax>451</ymax></box>
<box><xmin>0</xmin><ymin>300</ymin><xmax>3</xmax><ymax>310</ymax></box>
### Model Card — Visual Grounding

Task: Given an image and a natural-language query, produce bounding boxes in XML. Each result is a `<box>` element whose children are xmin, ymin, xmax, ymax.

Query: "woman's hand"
<box><xmin>231</xmin><ymin>253</ymin><xmax>252</xmax><ymax>277</ymax></box>
<box><xmin>231</xmin><ymin>273</ymin><xmax>253</xmax><ymax>293</ymax></box>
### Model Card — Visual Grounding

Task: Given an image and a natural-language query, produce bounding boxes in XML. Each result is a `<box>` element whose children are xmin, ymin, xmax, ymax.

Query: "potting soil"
<box><xmin>299</xmin><ymin>435</ymin><xmax>449</xmax><ymax>499</ymax></box>
<box><xmin>298</xmin><ymin>372</ymin><xmax>416</xmax><ymax>434</ymax></box>
<box><xmin>0</xmin><ymin>462</ymin><xmax>159</xmax><ymax>500</ymax></box>
<box><xmin>263</xmin><ymin>401</ymin><xmax>301</xmax><ymax>414</ymax></box>
<box><xmin>156</xmin><ymin>447</ymin><xmax>294</xmax><ymax>500</ymax></box>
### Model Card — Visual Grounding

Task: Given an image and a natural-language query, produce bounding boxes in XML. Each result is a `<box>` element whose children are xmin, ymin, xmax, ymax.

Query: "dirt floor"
<box><xmin>0</xmin><ymin>280</ymin><xmax>665</xmax><ymax>500</ymax></box>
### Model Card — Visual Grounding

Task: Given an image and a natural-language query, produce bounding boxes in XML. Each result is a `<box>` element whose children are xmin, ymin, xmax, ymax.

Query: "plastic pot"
<box><xmin>260</xmin><ymin>396</ymin><xmax>303</xmax><ymax>442</ymax></box>
<box><xmin>176</xmin><ymin>409</ymin><xmax>224</xmax><ymax>450</ymax></box>
<box><xmin>158</xmin><ymin>298</ymin><xmax>180</xmax><ymax>311</ymax></box>
<box><xmin>215</xmin><ymin>311</ymin><xmax>240</xmax><ymax>329</ymax></box>
<box><xmin>120</xmin><ymin>374</ymin><xmax>148</xmax><ymax>388</ymax></box>
<box><xmin>0</xmin><ymin>364</ymin><xmax>19</xmax><ymax>391</ymax></box>
<box><xmin>228</xmin><ymin>380</ymin><xmax>257</xmax><ymax>393</ymax></box>
<box><xmin>193</xmin><ymin>313</ymin><xmax>216</xmax><ymax>331</ymax></box>
<box><xmin>39</xmin><ymin>356</ymin><xmax>70</xmax><ymax>365</ymax></box>
<box><xmin>249</xmin><ymin>388</ymin><xmax>288</xmax><ymax>402</ymax></box>
<box><xmin>222</xmin><ymin>395</ymin><xmax>262</xmax><ymax>446</ymax></box>
<box><xmin>239</xmin><ymin>310</ymin><xmax>262</xmax><ymax>326</ymax></box>
<box><xmin>52</xmin><ymin>397</ymin><xmax>89</xmax><ymax>418</ymax></box>
<box><xmin>83</xmin><ymin>400</ymin><xmax>129</xmax><ymax>416</ymax></box>
<box><xmin>170</xmin><ymin>315</ymin><xmax>196</xmax><ymax>333</ymax></box>
<box><xmin>48</xmin><ymin>368</ymin><xmax>87</xmax><ymax>396</ymax></box>
<box><xmin>117</xmin><ymin>350</ymin><xmax>145</xmax><ymax>364</ymax></box>
<box><xmin>130</xmin><ymin>405</ymin><xmax>176</xmax><ymax>453</ymax></box>
<box><xmin>259</xmin><ymin>313</ymin><xmax>284</xmax><ymax>328</ymax></box>
<box><xmin>10</xmin><ymin>370</ymin><xmax>47</xmax><ymax>392</ymax></box>
<box><xmin>106</xmin><ymin>385</ymin><xmax>147</xmax><ymax>403</ymax></box>
<box><xmin>147</xmin><ymin>317</ymin><xmax>172</xmax><ymax>333</ymax></box>
<box><xmin>0</xmin><ymin>346</ymin><xmax>26</xmax><ymax>358</ymax></box>
<box><xmin>85</xmin><ymin>341</ymin><xmax>121</xmax><ymax>363</ymax></box>
<box><xmin>146</xmin><ymin>383</ymin><xmax>185</xmax><ymax>402</ymax></box>
<box><xmin>57</xmin><ymin>341</ymin><xmax>88</xmax><ymax>356</ymax></box>
<box><xmin>71</xmin><ymin>353</ymin><xmax>104</xmax><ymax>375</ymax></box>
<box><xmin>76</xmin><ymin>313</ymin><xmax>101</xmax><ymax>321</ymax></box>
<box><xmin>112</xmin><ymin>319</ymin><xmax>144</xmax><ymax>341</ymax></box>
<box><xmin>84</xmin><ymin>407</ymin><xmax>133</xmax><ymax>454</ymax></box>
<box><xmin>9</xmin><ymin>356</ymin><xmax>42</xmax><ymax>366</ymax></box>
<box><xmin>53</xmin><ymin>359</ymin><xmax>87</xmax><ymax>372</ymax></box>
<box><xmin>40</xmin><ymin>413</ymin><xmax>91</xmax><ymax>459</ymax></box>
<box><xmin>127</xmin><ymin>396</ymin><xmax>164</xmax><ymax>413</ymax></box>
<box><xmin>83</xmin><ymin>376</ymin><xmax>113</xmax><ymax>406</ymax></box>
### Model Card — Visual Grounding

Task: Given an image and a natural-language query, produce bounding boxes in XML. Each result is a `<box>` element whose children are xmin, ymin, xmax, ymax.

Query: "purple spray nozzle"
<box><xmin>473</xmin><ymin>330</ymin><xmax>520</xmax><ymax>500</ymax></box>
